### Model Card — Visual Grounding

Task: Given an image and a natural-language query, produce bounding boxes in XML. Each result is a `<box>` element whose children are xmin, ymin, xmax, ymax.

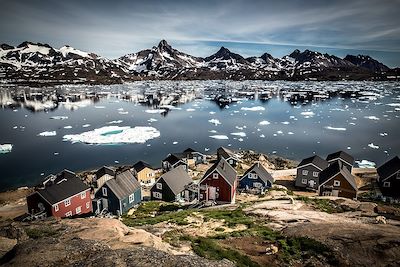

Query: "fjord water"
<box><xmin>0</xmin><ymin>81</ymin><xmax>399</xmax><ymax>190</ymax></box>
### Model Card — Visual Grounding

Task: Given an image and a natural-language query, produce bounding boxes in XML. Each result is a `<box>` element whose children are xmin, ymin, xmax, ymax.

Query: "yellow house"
<box><xmin>133</xmin><ymin>161</ymin><xmax>156</xmax><ymax>185</ymax></box>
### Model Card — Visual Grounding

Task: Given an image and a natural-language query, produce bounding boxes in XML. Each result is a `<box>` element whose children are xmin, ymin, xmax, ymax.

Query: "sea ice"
<box><xmin>38</xmin><ymin>131</ymin><xmax>57</xmax><ymax>136</ymax></box>
<box><xmin>209</xmin><ymin>111</ymin><xmax>216</xmax><ymax>115</ymax></box>
<box><xmin>241</xmin><ymin>106</ymin><xmax>265</xmax><ymax>111</ymax></box>
<box><xmin>63</xmin><ymin>126</ymin><xmax>160</xmax><ymax>145</ymax></box>
<box><xmin>64</xmin><ymin>126</ymin><xmax>73</xmax><ymax>129</ymax></box>
<box><xmin>324</xmin><ymin>126</ymin><xmax>347</xmax><ymax>131</ymax></box>
<box><xmin>94</xmin><ymin>106</ymin><xmax>106</xmax><ymax>109</ymax></box>
<box><xmin>107</xmin><ymin>120</ymin><xmax>123</xmax><ymax>124</ymax></box>
<box><xmin>186</xmin><ymin>108</ymin><xmax>195</xmax><ymax>112</ymax></box>
<box><xmin>258</xmin><ymin>120</ymin><xmax>270</xmax><ymax>125</ymax></box>
<box><xmin>208</xmin><ymin>119</ymin><xmax>221</xmax><ymax>126</ymax></box>
<box><xmin>281</xmin><ymin>121</ymin><xmax>290</xmax><ymax>125</ymax></box>
<box><xmin>147</xmin><ymin>118</ymin><xmax>158</xmax><ymax>123</ymax></box>
<box><xmin>50</xmin><ymin>116</ymin><xmax>68</xmax><ymax>120</ymax></box>
<box><xmin>209</xmin><ymin>135</ymin><xmax>229</xmax><ymax>140</ymax></box>
<box><xmin>0</xmin><ymin>144</ymin><xmax>13</xmax><ymax>154</ymax></box>
<box><xmin>368</xmin><ymin>143</ymin><xmax>379</xmax><ymax>149</ymax></box>
<box><xmin>230</xmin><ymin>132</ymin><xmax>246</xmax><ymax>137</ymax></box>
<box><xmin>173</xmin><ymin>141</ymin><xmax>178</xmax><ymax>145</ymax></box>
<box><xmin>300</xmin><ymin>111</ymin><xmax>315</xmax><ymax>117</ymax></box>
<box><xmin>119</xmin><ymin>111</ymin><xmax>129</xmax><ymax>115</ymax></box>
<box><xmin>355</xmin><ymin>160</ymin><xmax>376</xmax><ymax>168</ymax></box>
<box><xmin>364</xmin><ymin>116</ymin><xmax>380</xmax><ymax>120</ymax></box>
<box><xmin>82</xmin><ymin>124</ymin><xmax>91</xmax><ymax>128</ymax></box>
<box><xmin>145</xmin><ymin>109</ymin><xmax>167</xmax><ymax>114</ymax></box>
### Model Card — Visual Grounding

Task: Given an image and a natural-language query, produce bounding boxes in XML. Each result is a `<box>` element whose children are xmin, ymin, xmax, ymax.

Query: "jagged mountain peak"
<box><xmin>0</xmin><ymin>43</ymin><xmax>14</xmax><ymax>50</ymax></box>
<box><xmin>157</xmin><ymin>39</ymin><xmax>171</xmax><ymax>50</ymax></box>
<box><xmin>344</xmin><ymin>54</ymin><xmax>389</xmax><ymax>72</ymax></box>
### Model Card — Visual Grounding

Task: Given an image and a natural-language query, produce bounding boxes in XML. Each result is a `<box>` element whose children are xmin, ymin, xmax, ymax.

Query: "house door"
<box><xmin>101</xmin><ymin>198</ymin><xmax>109</xmax><ymax>211</ymax></box>
<box><xmin>332</xmin><ymin>190</ymin><xmax>339</xmax><ymax>197</ymax></box>
<box><xmin>308</xmin><ymin>180</ymin><xmax>315</xmax><ymax>188</ymax></box>
<box><xmin>208</xmin><ymin>187</ymin><xmax>216</xmax><ymax>200</ymax></box>
<box><xmin>185</xmin><ymin>190</ymin><xmax>190</xmax><ymax>201</ymax></box>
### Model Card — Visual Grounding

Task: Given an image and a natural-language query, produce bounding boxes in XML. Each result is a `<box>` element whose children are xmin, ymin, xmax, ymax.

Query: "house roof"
<box><xmin>203</xmin><ymin>158</ymin><xmax>237</xmax><ymax>186</ymax></box>
<box><xmin>104</xmin><ymin>170</ymin><xmax>141</xmax><ymax>200</ymax></box>
<box><xmin>377</xmin><ymin>156</ymin><xmax>400</xmax><ymax>181</ymax></box>
<box><xmin>217</xmin><ymin>146</ymin><xmax>236</xmax><ymax>160</ymax></box>
<box><xmin>37</xmin><ymin>170</ymin><xmax>89</xmax><ymax>205</ymax></box>
<box><xmin>133</xmin><ymin>161</ymin><xmax>153</xmax><ymax>172</ymax></box>
<box><xmin>242</xmin><ymin>162</ymin><xmax>274</xmax><ymax>183</ymax></box>
<box><xmin>326</xmin><ymin>151</ymin><xmax>355</xmax><ymax>165</ymax></box>
<box><xmin>157</xmin><ymin>165</ymin><xmax>192</xmax><ymax>195</ymax></box>
<box><xmin>163</xmin><ymin>153</ymin><xmax>186</xmax><ymax>165</ymax></box>
<box><xmin>319</xmin><ymin>161</ymin><xmax>357</xmax><ymax>190</ymax></box>
<box><xmin>96</xmin><ymin>166</ymin><xmax>115</xmax><ymax>179</ymax></box>
<box><xmin>298</xmin><ymin>155</ymin><xmax>329</xmax><ymax>170</ymax></box>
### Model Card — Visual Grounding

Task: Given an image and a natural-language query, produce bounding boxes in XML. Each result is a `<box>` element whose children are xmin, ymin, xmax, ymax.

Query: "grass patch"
<box><xmin>25</xmin><ymin>227</ymin><xmax>58</xmax><ymax>239</ymax></box>
<box><xmin>297</xmin><ymin>196</ymin><xmax>343</xmax><ymax>213</ymax></box>
<box><xmin>200</xmin><ymin>208</ymin><xmax>253</xmax><ymax>227</ymax></box>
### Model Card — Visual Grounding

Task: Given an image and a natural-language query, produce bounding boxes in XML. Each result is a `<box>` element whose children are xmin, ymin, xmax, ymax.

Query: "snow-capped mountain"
<box><xmin>0</xmin><ymin>40</ymin><xmax>397</xmax><ymax>85</ymax></box>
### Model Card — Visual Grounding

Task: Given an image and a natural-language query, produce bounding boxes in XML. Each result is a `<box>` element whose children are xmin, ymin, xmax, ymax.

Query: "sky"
<box><xmin>1</xmin><ymin>0</ymin><xmax>400</xmax><ymax>67</ymax></box>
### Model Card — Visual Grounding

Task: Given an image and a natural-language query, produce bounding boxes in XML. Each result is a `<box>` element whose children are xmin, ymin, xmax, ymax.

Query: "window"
<box><xmin>102</xmin><ymin>187</ymin><xmax>107</xmax><ymax>197</ymax></box>
<box><xmin>64</xmin><ymin>198</ymin><xmax>71</xmax><ymax>207</ymax></box>
<box><xmin>229</xmin><ymin>159</ymin><xmax>233</xmax><ymax>164</ymax></box>
<box><xmin>81</xmin><ymin>192</ymin><xmax>86</xmax><ymax>199</ymax></box>
<box><xmin>248</xmin><ymin>173</ymin><xmax>252</xmax><ymax>179</ymax></box>
<box><xmin>76</xmin><ymin>206</ymin><xmax>81</xmax><ymax>214</ymax></box>
<box><xmin>199</xmin><ymin>193</ymin><xmax>204</xmax><ymax>199</ymax></box>
<box><xmin>156</xmin><ymin>183</ymin><xmax>162</xmax><ymax>190</ymax></box>
<box><xmin>86</xmin><ymin>202</ymin><xmax>90</xmax><ymax>209</ymax></box>
<box><xmin>129</xmin><ymin>193</ymin><xmax>135</xmax><ymax>203</ymax></box>
<box><xmin>383</xmin><ymin>182</ymin><xmax>391</xmax><ymax>187</ymax></box>
<box><xmin>153</xmin><ymin>192</ymin><xmax>162</xmax><ymax>199</ymax></box>
<box><xmin>313</xmin><ymin>172</ymin><xmax>319</xmax><ymax>177</ymax></box>
<box><xmin>253</xmin><ymin>174</ymin><xmax>258</xmax><ymax>179</ymax></box>
<box><xmin>65</xmin><ymin>211</ymin><xmax>72</xmax><ymax>217</ymax></box>
<box><xmin>302</xmin><ymin>170</ymin><xmax>309</xmax><ymax>176</ymax></box>
<box><xmin>334</xmin><ymin>180</ymin><xmax>341</xmax><ymax>186</ymax></box>
<box><xmin>54</xmin><ymin>204</ymin><xmax>59</xmax><ymax>212</ymax></box>
<box><xmin>302</xmin><ymin>178</ymin><xmax>307</xmax><ymax>184</ymax></box>
<box><xmin>213</xmin><ymin>173</ymin><xmax>218</xmax><ymax>179</ymax></box>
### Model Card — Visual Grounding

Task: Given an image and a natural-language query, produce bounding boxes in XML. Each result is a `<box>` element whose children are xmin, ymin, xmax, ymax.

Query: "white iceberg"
<box><xmin>241</xmin><ymin>106</ymin><xmax>265</xmax><ymax>111</ymax></box>
<box><xmin>82</xmin><ymin>124</ymin><xmax>91</xmax><ymax>128</ymax></box>
<box><xmin>209</xmin><ymin>135</ymin><xmax>229</xmax><ymax>140</ymax></box>
<box><xmin>38</xmin><ymin>131</ymin><xmax>57</xmax><ymax>136</ymax></box>
<box><xmin>172</xmin><ymin>141</ymin><xmax>178</xmax><ymax>145</ymax></box>
<box><xmin>107</xmin><ymin>120</ymin><xmax>123</xmax><ymax>124</ymax></box>
<box><xmin>324</xmin><ymin>126</ymin><xmax>347</xmax><ymax>131</ymax></box>
<box><xmin>64</xmin><ymin>126</ymin><xmax>73</xmax><ymax>129</ymax></box>
<box><xmin>94</xmin><ymin>106</ymin><xmax>106</xmax><ymax>109</ymax></box>
<box><xmin>145</xmin><ymin>109</ymin><xmax>167</xmax><ymax>114</ymax></box>
<box><xmin>300</xmin><ymin>111</ymin><xmax>315</xmax><ymax>117</ymax></box>
<box><xmin>186</xmin><ymin>108</ymin><xmax>196</xmax><ymax>112</ymax></box>
<box><xmin>147</xmin><ymin>118</ymin><xmax>158</xmax><ymax>123</ymax></box>
<box><xmin>258</xmin><ymin>120</ymin><xmax>270</xmax><ymax>125</ymax></box>
<box><xmin>50</xmin><ymin>116</ymin><xmax>68</xmax><ymax>120</ymax></box>
<box><xmin>368</xmin><ymin>143</ymin><xmax>379</xmax><ymax>149</ymax></box>
<box><xmin>355</xmin><ymin>160</ymin><xmax>376</xmax><ymax>168</ymax></box>
<box><xmin>230</xmin><ymin>132</ymin><xmax>246</xmax><ymax>137</ymax></box>
<box><xmin>63</xmin><ymin>126</ymin><xmax>160</xmax><ymax>145</ymax></box>
<box><xmin>364</xmin><ymin>116</ymin><xmax>380</xmax><ymax>120</ymax></box>
<box><xmin>0</xmin><ymin>144</ymin><xmax>13</xmax><ymax>154</ymax></box>
<box><xmin>208</xmin><ymin>119</ymin><xmax>221</xmax><ymax>126</ymax></box>
<box><xmin>281</xmin><ymin>121</ymin><xmax>290</xmax><ymax>125</ymax></box>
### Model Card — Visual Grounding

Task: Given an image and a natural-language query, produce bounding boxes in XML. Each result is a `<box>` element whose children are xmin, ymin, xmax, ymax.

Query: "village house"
<box><xmin>93</xmin><ymin>170</ymin><xmax>141</xmax><ymax>215</ymax></box>
<box><xmin>217</xmin><ymin>146</ymin><xmax>239</xmax><ymax>167</ymax></box>
<box><xmin>199</xmin><ymin>158</ymin><xmax>237</xmax><ymax>204</ymax></box>
<box><xmin>161</xmin><ymin>153</ymin><xmax>188</xmax><ymax>172</ymax></box>
<box><xmin>182</xmin><ymin>147</ymin><xmax>207</xmax><ymax>166</ymax></box>
<box><xmin>26</xmin><ymin>169</ymin><xmax>92</xmax><ymax>218</ymax></box>
<box><xmin>239</xmin><ymin>162</ymin><xmax>274</xmax><ymax>192</ymax></box>
<box><xmin>377</xmin><ymin>156</ymin><xmax>400</xmax><ymax>199</ymax></box>
<box><xmin>150</xmin><ymin>165</ymin><xmax>195</xmax><ymax>202</ymax></box>
<box><xmin>295</xmin><ymin>155</ymin><xmax>329</xmax><ymax>190</ymax></box>
<box><xmin>318</xmin><ymin>161</ymin><xmax>358</xmax><ymax>199</ymax></box>
<box><xmin>132</xmin><ymin>160</ymin><xmax>156</xmax><ymax>185</ymax></box>
<box><xmin>326</xmin><ymin>151</ymin><xmax>355</xmax><ymax>172</ymax></box>
<box><xmin>94</xmin><ymin>166</ymin><xmax>115</xmax><ymax>188</ymax></box>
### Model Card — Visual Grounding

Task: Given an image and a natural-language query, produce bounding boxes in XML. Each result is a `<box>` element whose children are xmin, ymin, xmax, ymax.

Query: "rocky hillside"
<box><xmin>1</xmin><ymin>40</ymin><xmax>398</xmax><ymax>85</ymax></box>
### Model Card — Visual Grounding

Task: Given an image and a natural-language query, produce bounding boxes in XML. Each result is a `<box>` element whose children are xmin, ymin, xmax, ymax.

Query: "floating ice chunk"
<box><xmin>209</xmin><ymin>135</ymin><xmax>229</xmax><ymax>140</ymax></box>
<box><xmin>159</xmin><ymin>105</ymin><xmax>181</xmax><ymax>110</ymax></box>
<box><xmin>368</xmin><ymin>143</ymin><xmax>379</xmax><ymax>149</ymax></box>
<box><xmin>119</xmin><ymin>111</ymin><xmax>129</xmax><ymax>115</ymax></box>
<box><xmin>281</xmin><ymin>121</ymin><xmax>290</xmax><ymax>125</ymax></box>
<box><xmin>324</xmin><ymin>126</ymin><xmax>347</xmax><ymax>131</ymax></box>
<box><xmin>241</xmin><ymin>106</ymin><xmax>265</xmax><ymax>111</ymax></box>
<box><xmin>205</xmin><ymin>148</ymin><xmax>210</xmax><ymax>152</ymax></box>
<box><xmin>288</xmin><ymin>132</ymin><xmax>294</xmax><ymax>135</ymax></box>
<box><xmin>186</xmin><ymin>108</ymin><xmax>195</xmax><ymax>112</ymax></box>
<box><xmin>172</xmin><ymin>141</ymin><xmax>178</xmax><ymax>145</ymax></box>
<box><xmin>380</xmin><ymin>132</ymin><xmax>388</xmax><ymax>137</ymax></box>
<box><xmin>145</xmin><ymin>109</ymin><xmax>167</xmax><ymax>114</ymax></box>
<box><xmin>386</xmin><ymin>103</ymin><xmax>400</xmax><ymax>107</ymax></box>
<box><xmin>64</xmin><ymin>126</ymin><xmax>73</xmax><ymax>129</ymax></box>
<box><xmin>259</xmin><ymin>134</ymin><xmax>265</xmax><ymax>138</ymax></box>
<box><xmin>94</xmin><ymin>106</ymin><xmax>105</xmax><ymax>109</ymax></box>
<box><xmin>355</xmin><ymin>160</ymin><xmax>376</xmax><ymax>168</ymax></box>
<box><xmin>38</xmin><ymin>131</ymin><xmax>57</xmax><ymax>136</ymax></box>
<box><xmin>50</xmin><ymin>116</ymin><xmax>68</xmax><ymax>120</ymax></box>
<box><xmin>63</xmin><ymin>126</ymin><xmax>160</xmax><ymax>144</ymax></box>
<box><xmin>107</xmin><ymin>120</ymin><xmax>123</xmax><ymax>124</ymax></box>
<box><xmin>300</xmin><ymin>111</ymin><xmax>315</xmax><ymax>117</ymax></box>
<box><xmin>117</xmin><ymin>108</ymin><xmax>124</xmax><ymax>111</ymax></box>
<box><xmin>82</xmin><ymin>124</ymin><xmax>91</xmax><ymax>128</ymax></box>
<box><xmin>209</xmin><ymin>130</ymin><xmax>218</xmax><ymax>133</ymax></box>
<box><xmin>208</xmin><ymin>119</ymin><xmax>221</xmax><ymax>126</ymax></box>
<box><xmin>209</xmin><ymin>111</ymin><xmax>216</xmax><ymax>115</ymax></box>
<box><xmin>347</xmin><ymin>146</ymin><xmax>351</xmax><ymax>150</ymax></box>
<box><xmin>258</xmin><ymin>120</ymin><xmax>270</xmax><ymax>125</ymax></box>
<box><xmin>364</xmin><ymin>116</ymin><xmax>380</xmax><ymax>120</ymax></box>
<box><xmin>54</xmin><ymin>152</ymin><xmax>59</xmax><ymax>155</ymax></box>
<box><xmin>147</xmin><ymin>118</ymin><xmax>158</xmax><ymax>123</ymax></box>
<box><xmin>238</xmin><ymin>138</ymin><xmax>244</xmax><ymax>142</ymax></box>
<box><xmin>230</xmin><ymin>132</ymin><xmax>246</xmax><ymax>137</ymax></box>
<box><xmin>0</xmin><ymin>144</ymin><xmax>13</xmax><ymax>154</ymax></box>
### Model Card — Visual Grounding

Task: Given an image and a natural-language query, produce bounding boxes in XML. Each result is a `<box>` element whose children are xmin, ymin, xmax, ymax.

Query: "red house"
<box><xmin>199</xmin><ymin>158</ymin><xmax>237</xmax><ymax>204</ymax></box>
<box><xmin>27</xmin><ymin>169</ymin><xmax>92</xmax><ymax>218</ymax></box>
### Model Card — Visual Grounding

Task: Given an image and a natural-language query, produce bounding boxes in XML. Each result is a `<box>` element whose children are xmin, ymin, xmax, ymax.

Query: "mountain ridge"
<box><xmin>1</xmin><ymin>40</ymin><xmax>399</xmax><ymax>86</ymax></box>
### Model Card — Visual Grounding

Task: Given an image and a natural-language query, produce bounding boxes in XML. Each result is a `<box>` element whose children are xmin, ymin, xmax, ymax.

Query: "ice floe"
<box><xmin>324</xmin><ymin>126</ymin><xmax>347</xmax><ymax>131</ymax></box>
<box><xmin>300</xmin><ymin>111</ymin><xmax>315</xmax><ymax>117</ymax></box>
<box><xmin>118</xmin><ymin>111</ymin><xmax>129</xmax><ymax>115</ymax></box>
<box><xmin>240</xmin><ymin>106</ymin><xmax>265</xmax><ymax>111</ymax></box>
<box><xmin>281</xmin><ymin>121</ymin><xmax>290</xmax><ymax>125</ymax></box>
<box><xmin>172</xmin><ymin>141</ymin><xmax>178</xmax><ymax>145</ymax></box>
<box><xmin>355</xmin><ymin>160</ymin><xmax>376</xmax><ymax>168</ymax></box>
<box><xmin>208</xmin><ymin>119</ymin><xmax>221</xmax><ymax>126</ymax></box>
<box><xmin>368</xmin><ymin>143</ymin><xmax>379</xmax><ymax>149</ymax></box>
<box><xmin>186</xmin><ymin>108</ymin><xmax>195</xmax><ymax>112</ymax></box>
<box><xmin>0</xmin><ymin>144</ymin><xmax>13</xmax><ymax>154</ymax></box>
<box><xmin>82</xmin><ymin>124</ymin><xmax>91</xmax><ymax>128</ymax></box>
<box><xmin>380</xmin><ymin>132</ymin><xmax>388</xmax><ymax>137</ymax></box>
<box><xmin>107</xmin><ymin>120</ymin><xmax>123</xmax><ymax>124</ymax></box>
<box><xmin>230</xmin><ymin>132</ymin><xmax>246</xmax><ymax>137</ymax></box>
<box><xmin>38</xmin><ymin>131</ymin><xmax>57</xmax><ymax>136</ymax></box>
<box><xmin>147</xmin><ymin>118</ymin><xmax>158</xmax><ymax>123</ymax></box>
<box><xmin>50</xmin><ymin>116</ymin><xmax>68</xmax><ymax>120</ymax></box>
<box><xmin>209</xmin><ymin>135</ymin><xmax>229</xmax><ymax>140</ymax></box>
<box><xmin>258</xmin><ymin>120</ymin><xmax>270</xmax><ymax>125</ymax></box>
<box><xmin>94</xmin><ymin>106</ymin><xmax>106</xmax><ymax>109</ymax></box>
<box><xmin>63</xmin><ymin>126</ymin><xmax>160</xmax><ymax>145</ymax></box>
<box><xmin>145</xmin><ymin>109</ymin><xmax>166</xmax><ymax>114</ymax></box>
<box><xmin>64</xmin><ymin>126</ymin><xmax>73</xmax><ymax>129</ymax></box>
<box><xmin>364</xmin><ymin>116</ymin><xmax>380</xmax><ymax>120</ymax></box>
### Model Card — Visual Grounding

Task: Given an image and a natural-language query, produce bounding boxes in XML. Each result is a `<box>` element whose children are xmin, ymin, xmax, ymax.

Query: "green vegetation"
<box><xmin>25</xmin><ymin>227</ymin><xmax>58</xmax><ymax>239</ymax></box>
<box><xmin>297</xmin><ymin>196</ymin><xmax>343</xmax><ymax>213</ymax></box>
<box><xmin>200</xmin><ymin>208</ymin><xmax>253</xmax><ymax>227</ymax></box>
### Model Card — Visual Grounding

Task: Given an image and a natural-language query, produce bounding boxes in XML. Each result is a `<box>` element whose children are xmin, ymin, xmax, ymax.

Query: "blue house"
<box><xmin>94</xmin><ymin>170</ymin><xmax>141</xmax><ymax>216</ymax></box>
<box><xmin>239</xmin><ymin>162</ymin><xmax>274</xmax><ymax>192</ymax></box>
